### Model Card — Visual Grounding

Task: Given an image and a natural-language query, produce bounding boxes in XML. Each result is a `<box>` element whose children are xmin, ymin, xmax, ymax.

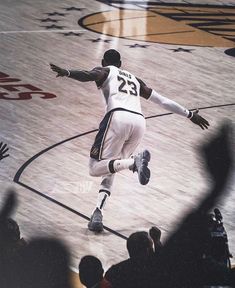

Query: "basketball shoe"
<box><xmin>132</xmin><ymin>150</ymin><xmax>151</xmax><ymax>185</ymax></box>
<box><xmin>88</xmin><ymin>207</ymin><xmax>103</xmax><ymax>232</ymax></box>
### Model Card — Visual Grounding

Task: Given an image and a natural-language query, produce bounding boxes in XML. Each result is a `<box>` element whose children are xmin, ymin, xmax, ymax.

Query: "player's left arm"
<box><xmin>50</xmin><ymin>64</ymin><xmax>109</xmax><ymax>82</ymax></box>
<box><xmin>137</xmin><ymin>77</ymin><xmax>209</xmax><ymax>130</ymax></box>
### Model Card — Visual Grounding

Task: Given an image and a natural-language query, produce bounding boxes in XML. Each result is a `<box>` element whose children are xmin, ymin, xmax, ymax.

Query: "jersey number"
<box><xmin>117</xmin><ymin>76</ymin><xmax>137</xmax><ymax>96</ymax></box>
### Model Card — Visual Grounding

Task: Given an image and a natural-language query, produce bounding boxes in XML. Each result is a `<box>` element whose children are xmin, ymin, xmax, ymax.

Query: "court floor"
<box><xmin>0</xmin><ymin>0</ymin><xmax>235</xmax><ymax>270</ymax></box>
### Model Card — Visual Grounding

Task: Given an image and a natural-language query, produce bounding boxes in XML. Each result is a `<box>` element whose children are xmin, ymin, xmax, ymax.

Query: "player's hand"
<box><xmin>190</xmin><ymin>109</ymin><xmax>209</xmax><ymax>130</ymax></box>
<box><xmin>50</xmin><ymin>63</ymin><xmax>69</xmax><ymax>77</ymax></box>
<box><xmin>0</xmin><ymin>142</ymin><xmax>9</xmax><ymax>161</ymax></box>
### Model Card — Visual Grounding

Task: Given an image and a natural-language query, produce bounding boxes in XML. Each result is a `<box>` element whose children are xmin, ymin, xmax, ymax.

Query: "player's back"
<box><xmin>99</xmin><ymin>66</ymin><xmax>142</xmax><ymax>114</ymax></box>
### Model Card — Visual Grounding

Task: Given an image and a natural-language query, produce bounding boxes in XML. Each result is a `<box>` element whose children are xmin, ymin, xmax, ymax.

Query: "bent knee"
<box><xmin>89</xmin><ymin>168</ymin><xmax>99</xmax><ymax>177</ymax></box>
<box><xmin>89</xmin><ymin>160</ymin><xmax>99</xmax><ymax>177</ymax></box>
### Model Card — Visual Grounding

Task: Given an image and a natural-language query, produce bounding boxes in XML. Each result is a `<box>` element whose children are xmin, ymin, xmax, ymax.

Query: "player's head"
<box><xmin>79</xmin><ymin>255</ymin><xmax>104</xmax><ymax>287</ymax></box>
<box><xmin>102</xmin><ymin>49</ymin><xmax>121</xmax><ymax>68</ymax></box>
<box><xmin>127</xmin><ymin>231</ymin><xmax>154</xmax><ymax>259</ymax></box>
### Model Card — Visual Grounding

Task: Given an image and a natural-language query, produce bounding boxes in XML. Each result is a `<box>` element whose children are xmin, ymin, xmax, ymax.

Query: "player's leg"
<box><xmin>97</xmin><ymin>174</ymin><xmax>115</xmax><ymax>211</ymax></box>
<box><xmin>89</xmin><ymin>157</ymin><xmax>134</xmax><ymax>177</ymax></box>
<box><xmin>121</xmin><ymin>116</ymin><xmax>151</xmax><ymax>186</ymax></box>
<box><xmin>88</xmin><ymin>174</ymin><xmax>114</xmax><ymax>232</ymax></box>
<box><xmin>89</xmin><ymin>111</ymin><xmax>147</xmax><ymax>177</ymax></box>
<box><xmin>94</xmin><ymin>112</ymin><xmax>149</xmax><ymax>221</ymax></box>
<box><xmin>97</xmin><ymin>110</ymin><xmax>150</xmax><ymax>185</ymax></box>
<box><xmin>89</xmin><ymin>112</ymin><xmax>134</xmax><ymax>178</ymax></box>
<box><xmin>88</xmin><ymin>111</ymin><xmax>148</xmax><ymax>232</ymax></box>
<box><xmin>88</xmin><ymin>110</ymin><xmax>124</xmax><ymax>232</ymax></box>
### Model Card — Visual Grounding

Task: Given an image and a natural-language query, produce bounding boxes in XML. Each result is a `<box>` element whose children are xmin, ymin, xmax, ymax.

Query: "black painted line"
<box><xmin>145</xmin><ymin>103</ymin><xmax>235</xmax><ymax>120</ymax></box>
<box><xmin>17</xmin><ymin>181</ymin><xmax>128</xmax><ymax>240</ymax></box>
<box><xmin>203</xmin><ymin>27</ymin><xmax>235</xmax><ymax>32</ymax></box>
<box><xmin>126</xmin><ymin>29</ymin><xmax>195</xmax><ymax>38</ymax></box>
<box><xmin>212</xmin><ymin>33</ymin><xmax>235</xmax><ymax>36</ymax></box>
<box><xmin>14</xmin><ymin>129</ymin><xmax>98</xmax><ymax>182</ymax></box>
<box><xmin>172</xmin><ymin>18</ymin><xmax>235</xmax><ymax>23</ymax></box>
<box><xmin>190</xmin><ymin>21</ymin><xmax>235</xmax><ymax>28</ymax></box>
<box><xmin>225</xmin><ymin>37</ymin><xmax>235</xmax><ymax>41</ymax></box>
<box><xmin>179</xmin><ymin>20</ymin><xmax>235</xmax><ymax>25</ymax></box>
<box><xmin>162</xmin><ymin>13</ymin><xmax>235</xmax><ymax>17</ymax></box>
<box><xmin>95</xmin><ymin>0</ymin><xmax>235</xmax><ymax>9</ymax></box>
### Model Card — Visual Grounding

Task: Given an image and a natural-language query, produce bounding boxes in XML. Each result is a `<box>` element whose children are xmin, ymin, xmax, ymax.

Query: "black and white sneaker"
<box><xmin>132</xmin><ymin>150</ymin><xmax>151</xmax><ymax>185</ymax></box>
<box><xmin>88</xmin><ymin>208</ymin><xmax>103</xmax><ymax>232</ymax></box>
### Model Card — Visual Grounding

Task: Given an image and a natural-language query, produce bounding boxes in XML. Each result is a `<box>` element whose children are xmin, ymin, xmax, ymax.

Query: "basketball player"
<box><xmin>50</xmin><ymin>49</ymin><xmax>209</xmax><ymax>232</ymax></box>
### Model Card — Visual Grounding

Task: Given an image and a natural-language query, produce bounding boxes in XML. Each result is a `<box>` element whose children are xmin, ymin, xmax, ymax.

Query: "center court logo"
<box><xmin>78</xmin><ymin>2</ymin><xmax>235</xmax><ymax>47</ymax></box>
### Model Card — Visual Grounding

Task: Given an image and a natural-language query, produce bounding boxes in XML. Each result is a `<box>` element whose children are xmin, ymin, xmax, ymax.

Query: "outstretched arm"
<box><xmin>137</xmin><ymin>78</ymin><xmax>209</xmax><ymax>130</ymax></box>
<box><xmin>50</xmin><ymin>64</ymin><xmax>109</xmax><ymax>83</ymax></box>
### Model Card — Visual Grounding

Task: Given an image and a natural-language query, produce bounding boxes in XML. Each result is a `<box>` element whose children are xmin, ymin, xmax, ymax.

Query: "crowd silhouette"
<box><xmin>0</xmin><ymin>122</ymin><xmax>234</xmax><ymax>288</ymax></box>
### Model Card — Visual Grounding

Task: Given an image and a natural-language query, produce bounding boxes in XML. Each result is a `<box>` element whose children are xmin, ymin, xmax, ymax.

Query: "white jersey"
<box><xmin>98</xmin><ymin>66</ymin><xmax>142</xmax><ymax>114</ymax></box>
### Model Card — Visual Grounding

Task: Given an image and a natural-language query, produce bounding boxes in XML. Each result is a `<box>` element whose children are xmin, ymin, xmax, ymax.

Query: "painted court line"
<box><xmin>0</xmin><ymin>29</ymin><xmax>86</xmax><ymax>34</ymax></box>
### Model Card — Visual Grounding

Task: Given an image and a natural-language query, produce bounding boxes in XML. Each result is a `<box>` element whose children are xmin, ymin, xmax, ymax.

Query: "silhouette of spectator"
<box><xmin>0</xmin><ymin>191</ymin><xmax>72</xmax><ymax>288</ymax></box>
<box><xmin>79</xmin><ymin>255</ymin><xmax>110</xmax><ymax>288</ymax></box>
<box><xmin>0</xmin><ymin>190</ymin><xmax>18</xmax><ymax>288</ymax></box>
<box><xmin>201</xmin><ymin>208</ymin><xmax>232</xmax><ymax>285</ymax></box>
<box><xmin>17</xmin><ymin>237</ymin><xmax>72</xmax><ymax>288</ymax></box>
<box><xmin>105</xmin><ymin>226</ymin><xmax>162</xmax><ymax>288</ymax></box>
<box><xmin>2</xmin><ymin>217</ymin><xmax>27</xmax><ymax>258</ymax></box>
<box><xmin>148</xmin><ymin>122</ymin><xmax>234</xmax><ymax>288</ymax></box>
<box><xmin>230</xmin><ymin>266</ymin><xmax>235</xmax><ymax>287</ymax></box>
<box><xmin>0</xmin><ymin>142</ymin><xmax>9</xmax><ymax>161</ymax></box>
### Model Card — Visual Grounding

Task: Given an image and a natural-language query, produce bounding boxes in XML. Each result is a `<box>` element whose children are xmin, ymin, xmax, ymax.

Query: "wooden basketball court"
<box><xmin>0</xmin><ymin>0</ymin><xmax>235</xmax><ymax>274</ymax></box>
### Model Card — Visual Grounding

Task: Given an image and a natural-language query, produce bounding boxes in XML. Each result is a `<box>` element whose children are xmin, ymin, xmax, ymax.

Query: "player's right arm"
<box><xmin>137</xmin><ymin>77</ymin><xmax>209</xmax><ymax>130</ymax></box>
<box><xmin>50</xmin><ymin>63</ymin><xmax>109</xmax><ymax>83</ymax></box>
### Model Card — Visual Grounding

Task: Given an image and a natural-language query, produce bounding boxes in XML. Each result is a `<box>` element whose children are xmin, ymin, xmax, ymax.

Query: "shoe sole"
<box><xmin>88</xmin><ymin>221</ymin><xmax>103</xmax><ymax>232</ymax></box>
<box><xmin>138</xmin><ymin>150</ymin><xmax>151</xmax><ymax>185</ymax></box>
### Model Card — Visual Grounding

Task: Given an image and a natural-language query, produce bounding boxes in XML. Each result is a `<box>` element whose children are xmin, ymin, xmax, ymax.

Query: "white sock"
<box><xmin>112</xmin><ymin>158</ymin><xmax>134</xmax><ymax>173</ymax></box>
<box><xmin>96</xmin><ymin>190</ymin><xmax>110</xmax><ymax>211</ymax></box>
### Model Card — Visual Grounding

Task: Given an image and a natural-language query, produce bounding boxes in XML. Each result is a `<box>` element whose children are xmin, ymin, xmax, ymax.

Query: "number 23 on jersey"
<box><xmin>117</xmin><ymin>76</ymin><xmax>138</xmax><ymax>96</ymax></box>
